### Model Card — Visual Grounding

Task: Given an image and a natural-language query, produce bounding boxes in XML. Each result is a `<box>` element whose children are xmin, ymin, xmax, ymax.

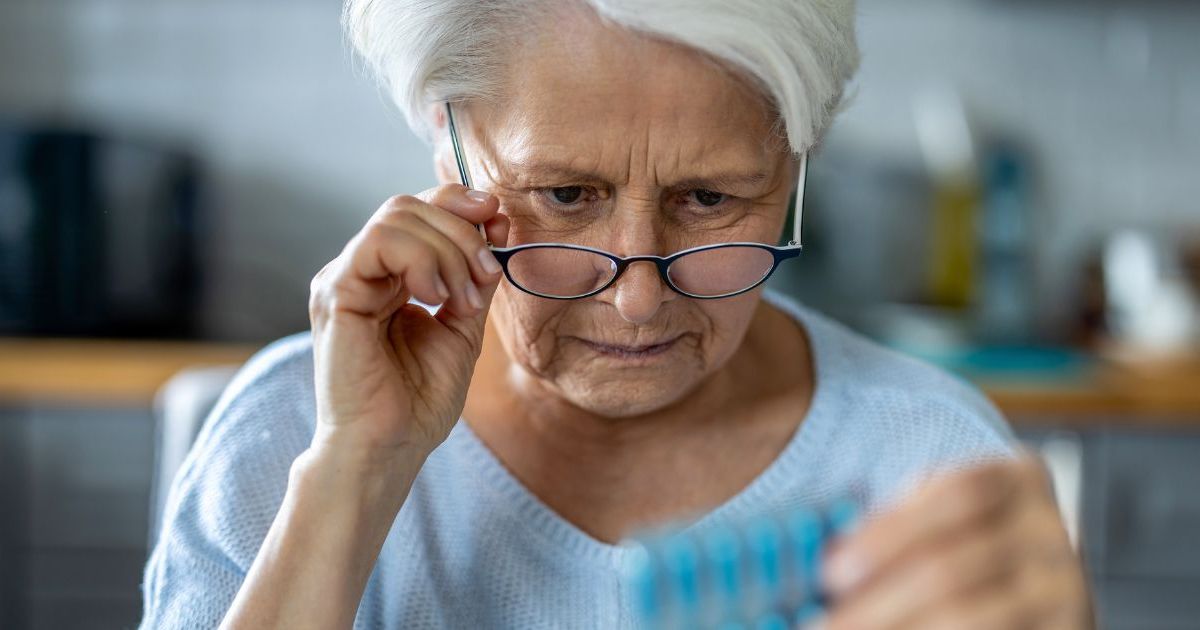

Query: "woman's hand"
<box><xmin>818</xmin><ymin>455</ymin><xmax>1093</xmax><ymax>630</ymax></box>
<box><xmin>308</xmin><ymin>184</ymin><xmax>508</xmax><ymax>461</ymax></box>
<box><xmin>220</xmin><ymin>186</ymin><xmax>508</xmax><ymax>630</ymax></box>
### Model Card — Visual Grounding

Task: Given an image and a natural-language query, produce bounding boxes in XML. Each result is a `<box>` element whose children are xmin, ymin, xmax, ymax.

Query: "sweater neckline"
<box><xmin>450</xmin><ymin>290</ymin><xmax>843</xmax><ymax>568</ymax></box>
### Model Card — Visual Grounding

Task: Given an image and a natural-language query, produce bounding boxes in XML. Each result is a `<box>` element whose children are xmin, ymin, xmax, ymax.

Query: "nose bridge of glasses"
<box><xmin>617</xmin><ymin>253</ymin><xmax>672</xmax><ymax>266</ymax></box>
<box><xmin>610</xmin><ymin>254</ymin><xmax>673</xmax><ymax>290</ymax></box>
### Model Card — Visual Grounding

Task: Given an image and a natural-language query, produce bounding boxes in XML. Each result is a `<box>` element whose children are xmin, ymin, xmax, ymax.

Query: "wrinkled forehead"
<box><xmin>462</xmin><ymin>10</ymin><xmax>790</xmax><ymax>185</ymax></box>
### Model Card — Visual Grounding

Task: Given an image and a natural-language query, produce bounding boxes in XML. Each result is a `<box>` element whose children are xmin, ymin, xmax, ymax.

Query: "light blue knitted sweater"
<box><xmin>140</xmin><ymin>291</ymin><xmax>1015</xmax><ymax>629</ymax></box>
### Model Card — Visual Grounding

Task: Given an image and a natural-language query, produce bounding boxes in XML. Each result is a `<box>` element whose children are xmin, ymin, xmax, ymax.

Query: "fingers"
<box><xmin>824</xmin><ymin>456</ymin><xmax>1039</xmax><ymax>597</ymax></box>
<box><xmin>403</xmin><ymin>186</ymin><xmax>504</xmax><ymax>282</ymax></box>
<box><xmin>377</xmin><ymin>188</ymin><xmax>502</xmax><ymax>282</ymax></box>
<box><xmin>310</xmin><ymin>185</ymin><xmax>505</xmax><ymax>327</ymax></box>
<box><xmin>416</xmin><ymin>182</ymin><xmax>510</xmax><ymax>250</ymax></box>
<box><xmin>390</xmin><ymin>215</ymin><xmax>485</xmax><ymax>315</ymax></box>
<box><xmin>416</xmin><ymin>183</ymin><xmax>500</xmax><ymax>226</ymax></box>
<box><xmin>900</xmin><ymin>585</ymin><xmax>1028</xmax><ymax>630</ymax></box>
<box><xmin>824</xmin><ymin>521</ymin><xmax>1016</xmax><ymax>630</ymax></box>
<box><xmin>483</xmin><ymin>212</ymin><xmax>511</xmax><ymax>249</ymax></box>
<box><xmin>898</xmin><ymin>550</ymin><xmax>1087</xmax><ymax>630</ymax></box>
<box><xmin>821</xmin><ymin>456</ymin><xmax>1090</xmax><ymax>630</ymax></box>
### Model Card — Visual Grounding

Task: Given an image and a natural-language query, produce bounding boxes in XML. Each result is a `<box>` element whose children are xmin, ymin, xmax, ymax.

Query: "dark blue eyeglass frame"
<box><xmin>445</xmin><ymin>101</ymin><xmax>807</xmax><ymax>300</ymax></box>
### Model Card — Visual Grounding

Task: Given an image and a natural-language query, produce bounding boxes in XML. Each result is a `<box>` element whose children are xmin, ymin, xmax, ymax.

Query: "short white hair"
<box><xmin>344</xmin><ymin>0</ymin><xmax>859</xmax><ymax>155</ymax></box>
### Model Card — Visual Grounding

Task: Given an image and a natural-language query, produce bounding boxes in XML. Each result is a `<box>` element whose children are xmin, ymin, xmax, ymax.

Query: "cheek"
<box><xmin>693</xmin><ymin>296</ymin><xmax>759</xmax><ymax>361</ymax></box>
<box><xmin>492</xmin><ymin>284</ymin><xmax>572</xmax><ymax>372</ymax></box>
<box><xmin>492</xmin><ymin>283</ymin><xmax>761</xmax><ymax>395</ymax></box>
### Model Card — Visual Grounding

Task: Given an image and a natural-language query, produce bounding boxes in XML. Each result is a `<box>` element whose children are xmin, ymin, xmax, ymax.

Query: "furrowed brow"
<box><xmin>498</xmin><ymin>158</ymin><xmax>603</xmax><ymax>184</ymax></box>
<box><xmin>499</xmin><ymin>158</ymin><xmax>771</xmax><ymax>193</ymax></box>
<box><xmin>669</xmin><ymin>171</ymin><xmax>770</xmax><ymax>192</ymax></box>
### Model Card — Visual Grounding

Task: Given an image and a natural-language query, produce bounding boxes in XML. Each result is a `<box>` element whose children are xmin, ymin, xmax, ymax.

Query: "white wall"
<box><xmin>835</xmin><ymin>0</ymin><xmax>1200</xmax><ymax>331</ymax></box>
<box><xmin>1</xmin><ymin>0</ymin><xmax>1197</xmax><ymax>340</ymax></box>
<box><xmin>0</xmin><ymin>0</ymin><xmax>436</xmax><ymax>340</ymax></box>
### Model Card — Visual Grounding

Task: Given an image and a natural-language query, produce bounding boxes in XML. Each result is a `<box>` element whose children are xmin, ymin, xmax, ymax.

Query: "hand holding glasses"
<box><xmin>445</xmin><ymin>102</ymin><xmax>807</xmax><ymax>300</ymax></box>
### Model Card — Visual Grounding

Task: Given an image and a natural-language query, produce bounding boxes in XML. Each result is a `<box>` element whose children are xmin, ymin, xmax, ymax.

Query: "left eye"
<box><xmin>550</xmin><ymin>186</ymin><xmax>584</xmax><ymax>204</ymax></box>
<box><xmin>691</xmin><ymin>189</ymin><xmax>726</xmax><ymax>207</ymax></box>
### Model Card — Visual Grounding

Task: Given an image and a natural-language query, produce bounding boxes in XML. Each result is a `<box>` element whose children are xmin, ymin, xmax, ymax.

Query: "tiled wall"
<box><xmin>834</xmin><ymin>0</ymin><xmax>1200</xmax><ymax>334</ymax></box>
<box><xmin>0</xmin><ymin>0</ymin><xmax>432</xmax><ymax>340</ymax></box>
<box><xmin>1</xmin><ymin>0</ymin><xmax>1196</xmax><ymax>340</ymax></box>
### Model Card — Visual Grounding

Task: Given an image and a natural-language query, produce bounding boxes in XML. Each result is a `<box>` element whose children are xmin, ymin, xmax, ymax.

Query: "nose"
<box><xmin>610</xmin><ymin>260</ymin><xmax>672</xmax><ymax>324</ymax></box>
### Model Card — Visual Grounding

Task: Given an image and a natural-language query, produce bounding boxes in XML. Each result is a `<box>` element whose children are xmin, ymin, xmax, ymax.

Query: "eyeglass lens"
<box><xmin>504</xmin><ymin>245</ymin><xmax>776</xmax><ymax>298</ymax></box>
<box><xmin>506</xmin><ymin>247</ymin><xmax>617</xmax><ymax>298</ymax></box>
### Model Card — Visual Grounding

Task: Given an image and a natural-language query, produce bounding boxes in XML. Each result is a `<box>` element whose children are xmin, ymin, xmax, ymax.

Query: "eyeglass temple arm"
<box><xmin>446</xmin><ymin>102</ymin><xmax>473</xmax><ymax>189</ymax></box>
<box><xmin>445</xmin><ymin>101</ymin><xmax>495</xmax><ymax>246</ymax></box>
<box><xmin>790</xmin><ymin>152</ymin><xmax>807</xmax><ymax>248</ymax></box>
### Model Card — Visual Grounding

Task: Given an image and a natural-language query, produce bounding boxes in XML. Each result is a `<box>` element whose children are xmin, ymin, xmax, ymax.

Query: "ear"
<box><xmin>429</xmin><ymin>105</ymin><xmax>458</xmax><ymax>185</ymax></box>
<box><xmin>434</xmin><ymin>140</ymin><xmax>457</xmax><ymax>185</ymax></box>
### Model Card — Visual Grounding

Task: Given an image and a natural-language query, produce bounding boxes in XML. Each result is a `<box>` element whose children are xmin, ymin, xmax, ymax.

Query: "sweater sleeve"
<box><xmin>859</xmin><ymin>361</ymin><xmax>1023</xmax><ymax>514</ymax></box>
<box><xmin>139</xmin><ymin>334</ymin><xmax>316</xmax><ymax>629</ymax></box>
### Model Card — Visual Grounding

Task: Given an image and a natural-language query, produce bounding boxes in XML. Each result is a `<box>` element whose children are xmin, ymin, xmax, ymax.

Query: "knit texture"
<box><xmin>140</xmin><ymin>291</ymin><xmax>1016</xmax><ymax>629</ymax></box>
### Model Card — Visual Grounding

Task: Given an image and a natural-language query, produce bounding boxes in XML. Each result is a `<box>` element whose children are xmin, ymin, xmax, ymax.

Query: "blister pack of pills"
<box><xmin>624</xmin><ymin>500</ymin><xmax>859</xmax><ymax>630</ymax></box>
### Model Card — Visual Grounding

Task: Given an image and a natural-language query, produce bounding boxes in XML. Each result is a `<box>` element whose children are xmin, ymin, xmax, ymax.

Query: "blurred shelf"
<box><xmin>0</xmin><ymin>338</ymin><xmax>259</xmax><ymax>406</ymax></box>
<box><xmin>890</xmin><ymin>342</ymin><xmax>1200</xmax><ymax>426</ymax></box>
<box><xmin>974</xmin><ymin>356</ymin><xmax>1200</xmax><ymax>425</ymax></box>
<box><xmin>1</xmin><ymin>338</ymin><xmax>1198</xmax><ymax>427</ymax></box>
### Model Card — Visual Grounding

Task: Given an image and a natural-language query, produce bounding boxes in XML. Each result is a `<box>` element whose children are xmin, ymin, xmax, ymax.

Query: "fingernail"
<box><xmin>825</xmin><ymin>549</ymin><xmax>865</xmax><ymax>594</ymax></box>
<box><xmin>465</xmin><ymin>282</ymin><xmax>484</xmax><ymax>309</ymax></box>
<box><xmin>434</xmin><ymin>276</ymin><xmax>450</xmax><ymax>300</ymax></box>
<box><xmin>477</xmin><ymin>248</ymin><xmax>501</xmax><ymax>275</ymax></box>
<box><xmin>465</xmin><ymin>189</ymin><xmax>491</xmax><ymax>204</ymax></box>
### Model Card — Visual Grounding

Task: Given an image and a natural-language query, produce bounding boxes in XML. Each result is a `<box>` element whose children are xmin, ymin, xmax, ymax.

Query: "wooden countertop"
<box><xmin>0</xmin><ymin>337</ymin><xmax>260</xmax><ymax>406</ymax></box>
<box><xmin>974</xmin><ymin>373</ymin><xmax>1200</xmax><ymax>425</ymax></box>
<box><xmin>1</xmin><ymin>337</ymin><xmax>1198</xmax><ymax>426</ymax></box>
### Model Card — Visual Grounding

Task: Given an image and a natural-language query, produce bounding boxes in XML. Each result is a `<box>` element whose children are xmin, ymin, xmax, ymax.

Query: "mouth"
<box><xmin>578</xmin><ymin>335</ymin><xmax>683</xmax><ymax>361</ymax></box>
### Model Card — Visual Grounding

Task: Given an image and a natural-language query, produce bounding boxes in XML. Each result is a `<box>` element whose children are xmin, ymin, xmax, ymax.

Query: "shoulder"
<box><xmin>162</xmin><ymin>331</ymin><xmax>317</xmax><ymax>564</ymax></box>
<box><xmin>764</xmin><ymin>291</ymin><xmax>1018</xmax><ymax>505</ymax></box>
<box><xmin>217</xmin><ymin>331</ymin><xmax>316</xmax><ymax>413</ymax></box>
<box><xmin>142</xmin><ymin>332</ymin><xmax>319</xmax><ymax>626</ymax></box>
<box><xmin>187</xmin><ymin>331</ymin><xmax>316</xmax><ymax>475</ymax></box>
<box><xmin>824</xmin><ymin>312</ymin><xmax>1012</xmax><ymax>444</ymax></box>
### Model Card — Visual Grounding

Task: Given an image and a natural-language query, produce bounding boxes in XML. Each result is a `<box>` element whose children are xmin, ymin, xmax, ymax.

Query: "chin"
<box><xmin>559</xmin><ymin>372</ymin><xmax>696</xmax><ymax>419</ymax></box>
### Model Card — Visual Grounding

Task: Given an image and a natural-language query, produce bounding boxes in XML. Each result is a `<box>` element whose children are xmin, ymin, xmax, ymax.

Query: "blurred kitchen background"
<box><xmin>1</xmin><ymin>0</ymin><xmax>1198</xmax><ymax>628</ymax></box>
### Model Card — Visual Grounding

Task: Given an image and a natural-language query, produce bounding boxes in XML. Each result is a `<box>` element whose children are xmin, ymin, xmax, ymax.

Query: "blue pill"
<box><xmin>827</xmin><ymin>499</ymin><xmax>860</xmax><ymax>535</ymax></box>
<box><xmin>625</xmin><ymin>545</ymin><xmax>660</xmax><ymax>622</ymax></box>
<box><xmin>786</xmin><ymin>508</ymin><xmax>824</xmax><ymax>593</ymax></box>
<box><xmin>663</xmin><ymin>536</ymin><xmax>702</xmax><ymax>614</ymax></box>
<box><xmin>755</xmin><ymin>613</ymin><xmax>788</xmax><ymax>630</ymax></box>
<box><xmin>747</xmin><ymin>517</ymin><xmax>783</xmax><ymax>599</ymax></box>
<box><xmin>794</xmin><ymin>601</ymin><xmax>825</xmax><ymax>627</ymax></box>
<box><xmin>703</xmin><ymin>526</ymin><xmax>743</xmax><ymax>602</ymax></box>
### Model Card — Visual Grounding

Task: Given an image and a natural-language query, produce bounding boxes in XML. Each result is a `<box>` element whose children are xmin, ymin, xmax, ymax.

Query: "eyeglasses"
<box><xmin>445</xmin><ymin>102</ymin><xmax>807</xmax><ymax>300</ymax></box>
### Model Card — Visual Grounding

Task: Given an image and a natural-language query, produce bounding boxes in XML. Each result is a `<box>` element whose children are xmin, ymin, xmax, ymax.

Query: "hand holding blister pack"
<box><xmin>625</xmin><ymin>500</ymin><xmax>859</xmax><ymax>630</ymax></box>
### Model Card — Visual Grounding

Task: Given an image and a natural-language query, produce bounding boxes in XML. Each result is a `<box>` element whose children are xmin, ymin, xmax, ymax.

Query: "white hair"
<box><xmin>343</xmin><ymin>0</ymin><xmax>859</xmax><ymax>155</ymax></box>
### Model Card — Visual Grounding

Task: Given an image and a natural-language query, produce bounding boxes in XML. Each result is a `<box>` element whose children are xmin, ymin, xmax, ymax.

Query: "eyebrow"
<box><xmin>499</xmin><ymin>159</ymin><xmax>772</xmax><ymax>192</ymax></box>
<box><xmin>672</xmin><ymin>171</ymin><xmax>770</xmax><ymax>192</ymax></box>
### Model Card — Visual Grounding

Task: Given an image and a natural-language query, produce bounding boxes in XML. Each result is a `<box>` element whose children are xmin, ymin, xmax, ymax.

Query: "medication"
<box><xmin>625</xmin><ymin>500</ymin><xmax>859</xmax><ymax>630</ymax></box>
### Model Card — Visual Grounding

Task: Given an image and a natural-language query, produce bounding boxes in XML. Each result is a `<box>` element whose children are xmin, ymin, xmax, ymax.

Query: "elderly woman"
<box><xmin>141</xmin><ymin>1</ymin><xmax>1092</xmax><ymax>628</ymax></box>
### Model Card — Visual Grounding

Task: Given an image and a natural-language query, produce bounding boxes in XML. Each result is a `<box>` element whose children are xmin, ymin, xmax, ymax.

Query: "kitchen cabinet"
<box><xmin>0</xmin><ymin>405</ymin><xmax>153</xmax><ymax>630</ymax></box>
<box><xmin>1016</xmin><ymin>424</ymin><xmax>1200</xmax><ymax>630</ymax></box>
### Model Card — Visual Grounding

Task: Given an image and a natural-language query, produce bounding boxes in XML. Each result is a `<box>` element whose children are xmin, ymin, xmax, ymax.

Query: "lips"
<box><xmin>578</xmin><ymin>334</ymin><xmax>683</xmax><ymax>359</ymax></box>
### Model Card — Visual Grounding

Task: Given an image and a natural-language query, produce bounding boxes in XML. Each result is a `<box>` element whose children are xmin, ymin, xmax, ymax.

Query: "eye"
<box><xmin>691</xmin><ymin>189</ymin><xmax>726</xmax><ymax>207</ymax></box>
<box><xmin>550</xmin><ymin>186</ymin><xmax>584</xmax><ymax>204</ymax></box>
